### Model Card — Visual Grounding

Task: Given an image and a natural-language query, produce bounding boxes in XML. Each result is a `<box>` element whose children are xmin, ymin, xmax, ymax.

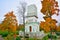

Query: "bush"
<box><xmin>16</xmin><ymin>31</ymin><xmax>19</xmax><ymax>35</ymax></box>
<box><xmin>4</xmin><ymin>35</ymin><xmax>15</xmax><ymax>40</ymax></box>
<box><xmin>42</xmin><ymin>35</ymin><xmax>48</xmax><ymax>40</ymax></box>
<box><xmin>48</xmin><ymin>34</ymin><xmax>57</xmax><ymax>39</ymax></box>
<box><xmin>9</xmin><ymin>33</ymin><xmax>14</xmax><ymax>36</ymax></box>
<box><xmin>29</xmin><ymin>38</ymin><xmax>34</xmax><ymax>40</ymax></box>
<box><xmin>16</xmin><ymin>36</ymin><xmax>21</xmax><ymax>40</ymax></box>
<box><xmin>25</xmin><ymin>34</ymin><xmax>29</xmax><ymax>38</ymax></box>
<box><xmin>2</xmin><ymin>30</ymin><xmax>9</xmax><ymax>37</ymax></box>
<box><xmin>56</xmin><ymin>32</ymin><xmax>60</xmax><ymax>36</ymax></box>
<box><xmin>0</xmin><ymin>30</ymin><xmax>3</xmax><ymax>35</ymax></box>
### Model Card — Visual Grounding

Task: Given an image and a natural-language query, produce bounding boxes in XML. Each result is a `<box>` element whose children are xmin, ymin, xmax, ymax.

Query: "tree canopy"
<box><xmin>40</xmin><ymin>0</ymin><xmax>59</xmax><ymax>33</ymax></box>
<box><xmin>41</xmin><ymin>0</ymin><xmax>59</xmax><ymax>16</ymax></box>
<box><xmin>0</xmin><ymin>11</ymin><xmax>18</xmax><ymax>32</ymax></box>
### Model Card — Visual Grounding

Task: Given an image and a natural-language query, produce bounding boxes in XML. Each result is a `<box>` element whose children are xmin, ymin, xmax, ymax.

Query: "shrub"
<box><xmin>48</xmin><ymin>34</ymin><xmax>57</xmax><ymax>39</ymax></box>
<box><xmin>4</xmin><ymin>35</ymin><xmax>15</xmax><ymax>40</ymax></box>
<box><xmin>56</xmin><ymin>32</ymin><xmax>60</xmax><ymax>36</ymax></box>
<box><xmin>16</xmin><ymin>31</ymin><xmax>19</xmax><ymax>35</ymax></box>
<box><xmin>2</xmin><ymin>30</ymin><xmax>9</xmax><ymax>37</ymax></box>
<box><xmin>29</xmin><ymin>38</ymin><xmax>34</xmax><ymax>40</ymax></box>
<box><xmin>42</xmin><ymin>35</ymin><xmax>48</xmax><ymax>40</ymax></box>
<box><xmin>16</xmin><ymin>36</ymin><xmax>21</xmax><ymax>40</ymax></box>
<box><xmin>0</xmin><ymin>30</ymin><xmax>3</xmax><ymax>35</ymax></box>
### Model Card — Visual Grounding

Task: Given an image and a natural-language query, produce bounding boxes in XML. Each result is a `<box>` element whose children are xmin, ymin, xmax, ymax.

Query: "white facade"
<box><xmin>25</xmin><ymin>4</ymin><xmax>39</xmax><ymax>33</ymax></box>
<box><xmin>25</xmin><ymin>22</ymin><xmax>39</xmax><ymax>33</ymax></box>
<box><xmin>26</xmin><ymin>17</ymin><xmax>37</xmax><ymax>23</ymax></box>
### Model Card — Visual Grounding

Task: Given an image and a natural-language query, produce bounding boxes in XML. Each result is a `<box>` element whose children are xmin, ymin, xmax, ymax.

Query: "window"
<box><xmin>29</xmin><ymin>26</ymin><xmax>32</xmax><ymax>32</ymax></box>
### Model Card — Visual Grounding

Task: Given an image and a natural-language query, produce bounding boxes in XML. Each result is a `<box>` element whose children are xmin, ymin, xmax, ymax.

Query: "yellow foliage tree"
<box><xmin>1</xmin><ymin>11</ymin><xmax>18</xmax><ymax>32</ymax></box>
<box><xmin>56</xmin><ymin>25</ymin><xmax>60</xmax><ymax>32</ymax></box>
<box><xmin>40</xmin><ymin>0</ymin><xmax>59</xmax><ymax>33</ymax></box>
<box><xmin>41</xmin><ymin>0</ymin><xmax>59</xmax><ymax>16</ymax></box>
<box><xmin>40</xmin><ymin>17</ymin><xmax>57</xmax><ymax>32</ymax></box>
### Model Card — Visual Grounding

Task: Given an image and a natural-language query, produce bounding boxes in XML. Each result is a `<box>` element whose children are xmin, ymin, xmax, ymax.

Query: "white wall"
<box><xmin>25</xmin><ymin>23</ymin><xmax>39</xmax><ymax>33</ymax></box>
<box><xmin>26</xmin><ymin>17</ymin><xmax>37</xmax><ymax>23</ymax></box>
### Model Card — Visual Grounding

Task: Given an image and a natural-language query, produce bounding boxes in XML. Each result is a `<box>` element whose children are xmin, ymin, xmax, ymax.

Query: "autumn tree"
<box><xmin>56</xmin><ymin>23</ymin><xmax>60</xmax><ymax>32</ymax></box>
<box><xmin>1</xmin><ymin>11</ymin><xmax>18</xmax><ymax>32</ymax></box>
<box><xmin>0</xmin><ymin>24</ymin><xmax>2</xmax><ymax>30</ymax></box>
<box><xmin>40</xmin><ymin>0</ymin><xmax>59</xmax><ymax>33</ymax></box>
<box><xmin>41</xmin><ymin>0</ymin><xmax>59</xmax><ymax>16</ymax></box>
<box><xmin>40</xmin><ymin>16</ymin><xmax>57</xmax><ymax>32</ymax></box>
<box><xmin>56</xmin><ymin>26</ymin><xmax>60</xmax><ymax>32</ymax></box>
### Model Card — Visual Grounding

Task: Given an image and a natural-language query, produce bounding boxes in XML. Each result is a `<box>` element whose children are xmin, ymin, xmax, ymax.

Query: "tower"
<box><xmin>25</xmin><ymin>4</ymin><xmax>39</xmax><ymax>33</ymax></box>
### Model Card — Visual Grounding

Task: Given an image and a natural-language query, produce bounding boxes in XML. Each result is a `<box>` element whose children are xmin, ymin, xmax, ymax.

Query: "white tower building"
<box><xmin>25</xmin><ymin>4</ymin><xmax>39</xmax><ymax>33</ymax></box>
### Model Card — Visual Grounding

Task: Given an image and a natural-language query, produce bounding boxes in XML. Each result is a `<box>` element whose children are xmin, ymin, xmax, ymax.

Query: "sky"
<box><xmin>0</xmin><ymin>0</ymin><xmax>60</xmax><ymax>24</ymax></box>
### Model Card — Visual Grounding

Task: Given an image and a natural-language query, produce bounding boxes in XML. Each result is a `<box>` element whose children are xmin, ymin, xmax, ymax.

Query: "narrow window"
<box><xmin>30</xmin><ymin>26</ymin><xmax>32</xmax><ymax>32</ymax></box>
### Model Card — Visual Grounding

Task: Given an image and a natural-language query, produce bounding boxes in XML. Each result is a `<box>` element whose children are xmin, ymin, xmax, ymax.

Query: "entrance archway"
<box><xmin>29</xmin><ymin>26</ymin><xmax>32</xmax><ymax>32</ymax></box>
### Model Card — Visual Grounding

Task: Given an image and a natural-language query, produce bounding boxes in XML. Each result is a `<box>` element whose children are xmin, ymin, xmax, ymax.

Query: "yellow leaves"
<box><xmin>40</xmin><ymin>22</ymin><xmax>44</xmax><ymax>28</ymax></box>
<box><xmin>40</xmin><ymin>17</ymin><xmax>57</xmax><ymax>33</ymax></box>
<box><xmin>40</xmin><ymin>0</ymin><xmax>59</xmax><ymax>33</ymax></box>
<box><xmin>56</xmin><ymin>26</ymin><xmax>60</xmax><ymax>32</ymax></box>
<box><xmin>45</xmin><ymin>17</ymin><xmax>51</xmax><ymax>23</ymax></box>
<box><xmin>41</xmin><ymin>0</ymin><xmax>59</xmax><ymax>16</ymax></box>
<box><xmin>41</xmin><ymin>7</ymin><xmax>47</xmax><ymax>14</ymax></box>
<box><xmin>41</xmin><ymin>0</ymin><xmax>51</xmax><ymax>13</ymax></box>
<box><xmin>5</xmin><ymin>11</ymin><xmax>16</xmax><ymax>18</ymax></box>
<box><xmin>40</xmin><ymin>21</ymin><xmax>50</xmax><ymax>33</ymax></box>
<box><xmin>0</xmin><ymin>11</ymin><xmax>18</xmax><ymax>32</ymax></box>
<box><xmin>44</xmin><ymin>26</ymin><xmax>50</xmax><ymax>33</ymax></box>
<box><xmin>12</xmin><ymin>26</ymin><xmax>17</xmax><ymax>32</ymax></box>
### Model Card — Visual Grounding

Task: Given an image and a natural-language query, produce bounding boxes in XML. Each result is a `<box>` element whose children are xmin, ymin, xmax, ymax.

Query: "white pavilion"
<box><xmin>25</xmin><ymin>4</ymin><xmax>39</xmax><ymax>33</ymax></box>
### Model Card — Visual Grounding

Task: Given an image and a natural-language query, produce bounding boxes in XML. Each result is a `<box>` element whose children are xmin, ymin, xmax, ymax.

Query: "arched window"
<box><xmin>29</xmin><ymin>26</ymin><xmax>32</xmax><ymax>32</ymax></box>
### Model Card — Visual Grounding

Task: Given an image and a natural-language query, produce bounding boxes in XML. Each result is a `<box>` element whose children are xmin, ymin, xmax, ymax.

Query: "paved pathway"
<box><xmin>0</xmin><ymin>35</ymin><xmax>4</xmax><ymax>40</ymax></box>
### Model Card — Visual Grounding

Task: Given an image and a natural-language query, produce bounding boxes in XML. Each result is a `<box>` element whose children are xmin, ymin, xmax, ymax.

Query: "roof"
<box><xmin>26</xmin><ymin>15</ymin><xmax>38</xmax><ymax>18</ymax></box>
<box><xmin>25</xmin><ymin>22</ymin><xmax>39</xmax><ymax>24</ymax></box>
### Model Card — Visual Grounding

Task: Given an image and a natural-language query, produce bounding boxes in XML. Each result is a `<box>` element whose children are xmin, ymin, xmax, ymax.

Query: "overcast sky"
<box><xmin>0</xmin><ymin>0</ymin><xmax>60</xmax><ymax>24</ymax></box>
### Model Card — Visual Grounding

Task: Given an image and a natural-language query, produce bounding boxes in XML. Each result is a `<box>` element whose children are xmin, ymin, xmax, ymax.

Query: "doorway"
<box><xmin>29</xmin><ymin>26</ymin><xmax>32</xmax><ymax>32</ymax></box>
